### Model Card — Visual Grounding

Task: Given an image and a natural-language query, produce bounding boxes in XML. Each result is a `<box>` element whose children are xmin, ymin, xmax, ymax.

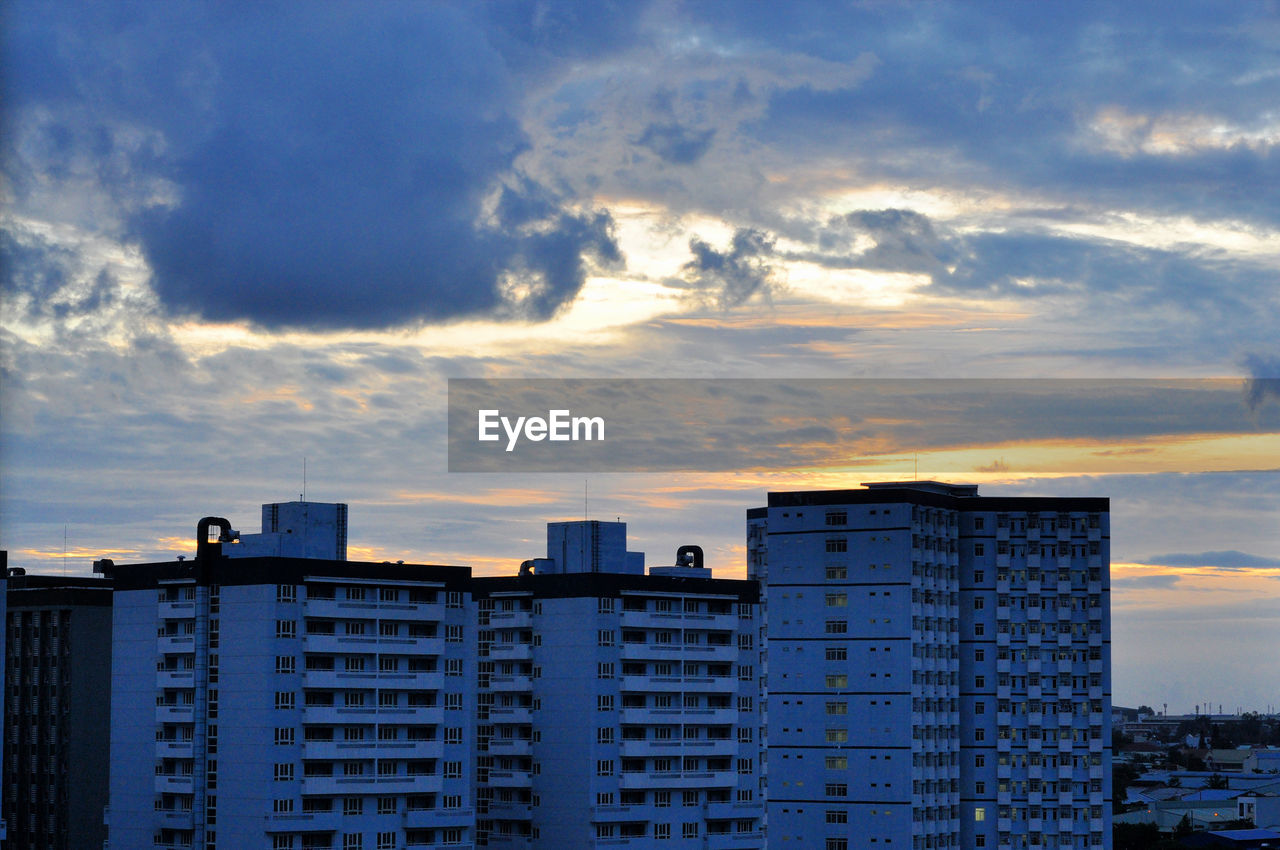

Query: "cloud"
<box><xmin>1243</xmin><ymin>353</ymin><xmax>1280</xmax><ymax>412</ymax></box>
<box><xmin>2</xmin><ymin>2</ymin><xmax>623</xmax><ymax>330</ymax></box>
<box><xmin>680</xmin><ymin>228</ymin><xmax>778</xmax><ymax>308</ymax></box>
<box><xmin>637</xmin><ymin>122</ymin><xmax>717</xmax><ymax>165</ymax></box>
<box><xmin>1113</xmin><ymin>574</ymin><xmax>1183</xmax><ymax>590</ymax></box>
<box><xmin>1135</xmin><ymin>550</ymin><xmax>1280</xmax><ymax>569</ymax></box>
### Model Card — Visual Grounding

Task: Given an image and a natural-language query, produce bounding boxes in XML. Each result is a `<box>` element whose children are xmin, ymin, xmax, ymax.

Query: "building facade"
<box><xmin>106</xmin><ymin>519</ymin><xmax>476</xmax><ymax>850</ymax></box>
<box><xmin>3</xmin><ymin>572</ymin><xmax>114</xmax><ymax>850</ymax></box>
<box><xmin>104</xmin><ymin>511</ymin><xmax>762</xmax><ymax>850</ymax></box>
<box><xmin>749</xmin><ymin>482</ymin><xmax>1111</xmax><ymax>850</ymax></box>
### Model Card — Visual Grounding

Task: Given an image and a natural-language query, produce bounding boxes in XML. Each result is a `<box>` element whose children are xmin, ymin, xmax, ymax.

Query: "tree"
<box><xmin>1173</xmin><ymin>812</ymin><xmax>1194</xmax><ymax>838</ymax></box>
<box><xmin>1208</xmin><ymin>772</ymin><xmax>1229</xmax><ymax>789</ymax></box>
<box><xmin>1138</xmin><ymin>705</ymin><xmax>1156</xmax><ymax>716</ymax></box>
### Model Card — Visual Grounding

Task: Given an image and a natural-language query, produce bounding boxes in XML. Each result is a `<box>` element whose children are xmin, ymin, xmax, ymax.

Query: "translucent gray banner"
<box><xmin>446</xmin><ymin>378</ymin><xmax>1280</xmax><ymax>473</ymax></box>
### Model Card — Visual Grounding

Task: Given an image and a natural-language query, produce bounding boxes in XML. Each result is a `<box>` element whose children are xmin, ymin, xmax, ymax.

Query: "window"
<box><xmin>598</xmin><ymin>662</ymin><xmax>615</xmax><ymax>679</ymax></box>
<box><xmin>445</xmin><ymin>658</ymin><xmax>463</xmax><ymax>676</ymax></box>
<box><xmin>825</xmin><ymin>647</ymin><xmax>847</xmax><ymax>661</ymax></box>
<box><xmin>276</xmin><ymin>620</ymin><xmax>296</xmax><ymax>639</ymax></box>
<box><xmin>826</xmin><ymin>701</ymin><xmax>848</xmax><ymax>715</ymax></box>
<box><xmin>825</xmin><ymin>537</ymin><xmax>848</xmax><ymax>553</ymax></box>
<box><xmin>826</xmin><ymin>840</ymin><xmax>849</xmax><ymax>850</ymax></box>
<box><xmin>276</xmin><ymin>656</ymin><xmax>295</xmax><ymax>674</ymax></box>
<box><xmin>598</xmin><ymin>597</ymin><xmax>615</xmax><ymax>614</ymax></box>
<box><xmin>377</xmin><ymin>833</ymin><xmax>395</xmax><ymax>850</ymax></box>
<box><xmin>597</xmin><ymin>759</ymin><xmax>614</xmax><ymax>776</ymax></box>
<box><xmin>825</xmin><ymin>566</ymin><xmax>847</xmax><ymax>580</ymax></box>
<box><xmin>444</xmin><ymin>761</ymin><xmax>462</xmax><ymax>778</ymax></box>
<box><xmin>825</xmin><ymin>810</ymin><xmax>849</xmax><ymax>824</ymax></box>
<box><xmin>654</xmin><ymin>823</ymin><xmax>671</xmax><ymax>840</ymax></box>
<box><xmin>825</xmin><ymin>675</ymin><xmax>848</xmax><ymax>688</ymax></box>
<box><xmin>825</xmin><ymin>729</ymin><xmax>848</xmax><ymax>743</ymax></box>
<box><xmin>825</xmin><ymin>756</ymin><xmax>848</xmax><ymax>769</ymax></box>
<box><xmin>825</xmin><ymin>511</ymin><xmax>847</xmax><ymax>526</ymax></box>
<box><xmin>343</xmin><ymin>835</ymin><xmax>363</xmax><ymax>850</ymax></box>
<box><xmin>975</xmin><ymin>807</ymin><xmax>986</xmax><ymax>822</ymax></box>
<box><xmin>825</xmin><ymin>784</ymin><xmax>848</xmax><ymax>797</ymax></box>
<box><xmin>975</xmin><ymin>543</ymin><xmax>985</xmax><ymax>556</ymax></box>
<box><xmin>273</xmin><ymin>763</ymin><xmax>294</xmax><ymax>781</ymax></box>
<box><xmin>824</xmin><ymin>621</ymin><xmax>848</xmax><ymax>635</ymax></box>
<box><xmin>344</xmin><ymin>797</ymin><xmax>364</xmax><ymax>815</ymax></box>
<box><xmin>598</xmin><ymin>727</ymin><xmax>614</xmax><ymax>744</ymax></box>
<box><xmin>825</xmin><ymin>593</ymin><xmax>847</xmax><ymax>608</ymax></box>
<box><xmin>682</xmin><ymin>823</ymin><xmax>699</xmax><ymax>839</ymax></box>
<box><xmin>597</xmin><ymin>695</ymin><xmax>614</xmax><ymax>711</ymax></box>
<box><xmin>277</xmin><ymin>585</ymin><xmax>297</xmax><ymax>603</ymax></box>
<box><xmin>446</xmin><ymin>625</ymin><xmax>463</xmax><ymax>642</ymax></box>
<box><xmin>274</xmin><ymin>692</ymin><xmax>295</xmax><ymax>710</ymax></box>
<box><xmin>597</xmin><ymin>630</ymin><xmax>614</xmax><ymax>646</ymax></box>
<box><xmin>274</xmin><ymin>728</ymin><xmax>295</xmax><ymax>745</ymax></box>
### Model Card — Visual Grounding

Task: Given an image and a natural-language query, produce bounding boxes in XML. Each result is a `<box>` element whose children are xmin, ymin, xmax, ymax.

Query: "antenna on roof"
<box><xmin>303</xmin><ymin>456</ymin><xmax>307</xmax><ymax>502</ymax></box>
<box><xmin>585</xmin><ymin>479</ymin><xmax>589</xmax><ymax>522</ymax></box>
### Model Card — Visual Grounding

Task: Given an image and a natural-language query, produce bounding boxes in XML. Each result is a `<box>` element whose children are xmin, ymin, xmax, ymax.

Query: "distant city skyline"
<box><xmin>3</xmin><ymin>3</ymin><xmax>1278</xmax><ymax>729</ymax></box>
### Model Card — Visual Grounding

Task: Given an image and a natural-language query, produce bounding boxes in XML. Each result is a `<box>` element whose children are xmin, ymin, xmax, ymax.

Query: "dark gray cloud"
<box><xmin>1</xmin><ymin>1</ymin><xmax>625</xmax><ymax>330</ymax></box>
<box><xmin>681</xmin><ymin>228</ymin><xmax>777</xmax><ymax>308</ymax></box>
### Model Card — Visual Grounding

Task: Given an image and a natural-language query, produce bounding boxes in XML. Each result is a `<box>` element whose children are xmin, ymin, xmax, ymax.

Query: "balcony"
<box><xmin>489</xmin><ymin>707</ymin><xmax>533</xmax><ymax>725</ymax></box>
<box><xmin>157</xmin><ymin>634</ymin><xmax>196</xmax><ymax>654</ymax></box>
<box><xmin>156</xmin><ymin>810</ymin><xmax>195</xmax><ymax>830</ymax></box>
<box><xmin>300</xmin><ymin>705</ymin><xmax>378</xmax><ymax>725</ymax></box>
<box><xmin>403</xmin><ymin>807</ymin><xmax>473</xmax><ymax>829</ymax></box>
<box><xmin>619</xmin><ymin>739</ymin><xmax>686</xmax><ymax>757</ymax></box>
<box><xmin>264</xmin><ymin>811</ymin><xmax>343</xmax><ymax>833</ymax></box>
<box><xmin>706</xmin><ymin>830</ymin><xmax>764</xmax><ymax>850</ymax></box>
<box><xmin>488</xmin><ymin>737</ymin><xmax>532</xmax><ymax>757</ymax></box>
<box><xmin>620</xmin><ymin>608</ymin><xmax>686</xmax><ymax>629</ymax></box>
<box><xmin>156</xmin><ymin>704</ymin><xmax>194</xmax><ymax>723</ymax></box>
<box><xmin>488</xmin><ymin>643</ymin><xmax>533</xmax><ymax>661</ymax></box>
<box><xmin>155</xmin><ymin>740</ymin><xmax>194</xmax><ymax>759</ymax></box>
<box><xmin>488</xmin><ymin>610</ymin><xmax>532</xmax><ymax>629</ymax></box>
<box><xmin>300</xmin><ymin>670</ymin><xmax>382</xmax><ymax>689</ymax></box>
<box><xmin>154</xmin><ymin>774</ymin><xmax>195</xmax><ymax>794</ymax></box>
<box><xmin>489</xmin><ymin>676</ymin><xmax>533</xmax><ymax>693</ymax></box>
<box><xmin>619</xmin><ymin>675</ymin><xmax>684</xmax><ymax>693</ymax></box>
<box><xmin>301</xmin><ymin>773</ymin><xmax>444</xmax><ymax>796</ymax></box>
<box><xmin>620</xmin><ymin>642</ymin><xmax>685</xmax><ymax>661</ymax></box>
<box><xmin>156</xmin><ymin>670</ymin><xmax>195</xmax><ymax>689</ymax></box>
<box><xmin>487</xmin><ymin>770</ymin><xmax>532</xmax><ymax>788</ymax></box>
<box><xmin>157</xmin><ymin>600</ymin><xmax>196</xmax><ymax>619</ymax></box>
<box><xmin>618</xmin><ymin>770</ymin><xmax>736</xmax><ymax>789</ymax></box>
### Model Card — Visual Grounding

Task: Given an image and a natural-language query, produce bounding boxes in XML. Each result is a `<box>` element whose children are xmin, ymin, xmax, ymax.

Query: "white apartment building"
<box><xmin>106</xmin><ymin>515</ymin><xmax>475</xmax><ymax>850</ymax></box>
<box><xmin>104</xmin><ymin>509</ymin><xmax>762</xmax><ymax>850</ymax></box>
<box><xmin>749</xmin><ymin>482</ymin><xmax>1111</xmax><ymax>850</ymax></box>
<box><xmin>471</xmin><ymin>537</ymin><xmax>764</xmax><ymax>849</ymax></box>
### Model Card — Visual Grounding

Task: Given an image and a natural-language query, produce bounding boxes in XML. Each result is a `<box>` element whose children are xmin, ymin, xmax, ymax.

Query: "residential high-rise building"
<box><xmin>472</xmin><ymin>524</ymin><xmax>764</xmax><ymax>848</ymax></box>
<box><xmin>748</xmin><ymin>482</ymin><xmax>1110</xmax><ymax>850</ymax></box>
<box><xmin>103</xmin><ymin>509</ymin><xmax>763</xmax><ymax>850</ymax></box>
<box><xmin>105</xmin><ymin>513</ymin><xmax>475</xmax><ymax>850</ymax></box>
<box><xmin>2</xmin><ymin>572</ymin><xmax>114</xmax><ymax>850</ymax></box>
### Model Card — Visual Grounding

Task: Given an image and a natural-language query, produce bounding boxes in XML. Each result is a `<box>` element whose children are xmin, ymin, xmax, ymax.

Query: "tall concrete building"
<box><xmin>105</xmin><ymin>514</ymin><xmax>476</xmax><ymax>850</ymax></box>
<box><xmin>472</xmin><ymin>524</ymin><xmax>764</xmax><ymax>848</ymax></box>
<box><xmin>749</xmin><ymin>482</ymin><xmax>1110</xmax><ymax>850</ymax></box>
<box><xmin>2</xmin><ymin>572</ymin><xmax>114</xmax><ymax>850</ymax></box>
<box><xmin>103</xmin><ymin>509</ymin><xmax>763</xmax><ymax>850</ymax></box>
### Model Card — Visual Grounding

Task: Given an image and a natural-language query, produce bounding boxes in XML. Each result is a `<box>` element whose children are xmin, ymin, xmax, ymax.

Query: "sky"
<box><xmin>2</xmin><ymin>0</ymin><xmax>1278</xmax><ymax>713</ymax></box>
